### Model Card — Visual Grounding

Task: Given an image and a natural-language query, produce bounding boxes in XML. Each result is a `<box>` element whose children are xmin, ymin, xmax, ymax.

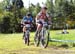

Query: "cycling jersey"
<box><xmin>22</xmin><ymin>16</ymin><xmax>33</xmax><ymax>28</ymax></box>
<box><xmin>37</xmin><ymin>11</ymin><xmax>49</xmax><ymax>20</ymax></box>
<box><xmin>36</xmin><ymin>12</ymin><xmax>50</xmax><ymax>24</ymax></box>
<box><xmin>22</xmin><ymin>16</ymin><xmax>33</xmax><ymax>24</ymax></box>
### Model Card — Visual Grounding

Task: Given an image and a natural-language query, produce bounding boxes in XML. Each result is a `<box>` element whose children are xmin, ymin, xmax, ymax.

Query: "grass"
<box><xmin>0</xmin><ymin>30</ymin><xmax>75</xmax><ymax>54</ymax></box>
<box><xmin>49</xmin><ymin>29</ymin><xmax>75</xmax><ymax>48</ymax></box>
<box><xmin>51</xmin><ymin>29</ymin><xmax>75</xmax><ymax>40</ymax></box>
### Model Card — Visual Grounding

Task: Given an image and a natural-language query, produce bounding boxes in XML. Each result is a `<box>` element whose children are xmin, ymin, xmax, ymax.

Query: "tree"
<box><xmin>0</xmin><ymin>0</ymin><xmax>24</xmax><ymax>33</ymax></box>
<box><xmin>45</xmin><ymin>0</ymin><xmax>75</xmax><ymax>29</ymax></box>
<box><xmin>34</xmin><ymin>3</ymin><xmax>41</xmax><ymax>15</ymax></box>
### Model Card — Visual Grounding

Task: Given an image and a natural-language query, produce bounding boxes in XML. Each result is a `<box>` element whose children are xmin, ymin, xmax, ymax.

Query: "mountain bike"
<box><xmin>34</xmin><ymin>22</ymin><xmax>51</xmax><ymax>48</ymax></box>
<box><xmin>23</xmin><ymin>24</ymin><xmax>31</xmax><ymax>46</ymax></box>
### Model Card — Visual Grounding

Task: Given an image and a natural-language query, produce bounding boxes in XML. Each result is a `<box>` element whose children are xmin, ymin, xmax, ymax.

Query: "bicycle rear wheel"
<box><xmin>34</xmin><ymin>31</ymin><xmax>40</xmax><ymax>47</ymax></box>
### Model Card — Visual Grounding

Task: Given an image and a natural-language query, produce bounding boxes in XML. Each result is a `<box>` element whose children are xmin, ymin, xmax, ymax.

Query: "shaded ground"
<box><xmin>0</xmin><ymin>46</ymin><xmax>75</xmax><ymax>54</ymax></box>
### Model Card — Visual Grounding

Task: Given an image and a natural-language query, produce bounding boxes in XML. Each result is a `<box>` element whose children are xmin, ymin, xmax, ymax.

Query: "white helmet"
<box><xmin>41</xmin><ymin>5</ymin><xmax>47</xmax><ymax>9</ymax></box>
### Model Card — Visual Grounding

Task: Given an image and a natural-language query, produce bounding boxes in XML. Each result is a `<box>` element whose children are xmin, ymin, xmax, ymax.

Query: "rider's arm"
<box><xmin>21</xmin><ymin>19</ymin><xmax>23</xmax><ymax>24</ymax></box>
<box><xmin>46</xmin><ymin>13</ymin><xmax>51</xmax><ymax>24</ymax></box>
<box><xmin>35</xmin><ymin>13</ymin><xmax>41</xmax><ymax>23</ymax></box>
<box><xmin>30</xmin><ymin>17</ymin><xmax>34</xmax><ymax>27</ymax></box>
<box><xmin>48</xmin><ymin>16</ymin><xmax>51</xmax><ymax>22</ymax></box>
<box><xmin>22</xmin><ymin>16</ymin><xmax>26</xmax><ymax>25</ymax></box>
<box><xmin>36</xmin><ymin>15</ymin><xmax>39</xmax><ymax>21</ymax></box>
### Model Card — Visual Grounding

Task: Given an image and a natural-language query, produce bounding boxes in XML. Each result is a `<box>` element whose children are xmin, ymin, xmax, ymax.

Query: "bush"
<box><xmin>0</xmin><ymin>12</ymin><xmax>22</xmax><ymax>33</ymax></box>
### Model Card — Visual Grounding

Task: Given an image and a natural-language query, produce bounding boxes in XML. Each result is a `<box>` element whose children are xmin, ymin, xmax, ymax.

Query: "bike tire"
<box><xmin>24</xmin><ymin>33</ymin><xmax>27</xmax><ymax>44</ymax></box>
<box><xmin>24</xmin><ymin>31</ymin><xmax>30</xmax><ymax>46</ymax></box>
<box><xmin>34</xmin><ymin>34</ymin><xmax>40</xmax><ymax>47</ymax></box>
<box><xmin>40</xmin><ymin>30</ymin><xmax>49</xmax><ymax>48</ymax></box>
<box><xmin>27</xmin><ymin>34</ymin><xmax>30</xmax><ymax>46</ymax></box>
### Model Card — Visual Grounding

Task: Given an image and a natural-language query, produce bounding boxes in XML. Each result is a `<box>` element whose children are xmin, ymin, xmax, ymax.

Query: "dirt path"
<box><xmin>1</xmin><ymin>45</ymin><xmax>75</xmax><ymax>54</ymax></box>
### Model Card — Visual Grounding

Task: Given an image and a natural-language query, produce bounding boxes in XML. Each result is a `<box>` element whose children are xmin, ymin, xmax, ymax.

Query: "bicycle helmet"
<box><xmin>27</xmin><ymin>12</ymin><xmax>31</xmax><ymax>16</ymax></box>
<box><xmin>41</xmin><ymin>5</ymin><xmax>47</xmax><ymax>10</ymax></box>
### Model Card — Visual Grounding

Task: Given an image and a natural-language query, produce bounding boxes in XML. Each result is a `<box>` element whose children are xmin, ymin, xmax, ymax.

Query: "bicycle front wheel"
<box><xmin>40</xmin><ymin>29</ymin><xmax>50</xmax><ymax>48</ymax></box>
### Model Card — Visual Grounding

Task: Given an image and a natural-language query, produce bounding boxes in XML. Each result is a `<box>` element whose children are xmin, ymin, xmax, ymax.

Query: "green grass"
<box><xmin>0</xmin><ymin>30</ymin><xmax>75</xmax><ymax>54</ymax></box>
<box><xmin>51</xmin><ymin>29</ymin><xmax>75</xmax><ymax>40</ymax></box>
<box><xmin>49</xmin><ymin>29</ymin><xmax>75</xmax><ymax>47</ymax></box>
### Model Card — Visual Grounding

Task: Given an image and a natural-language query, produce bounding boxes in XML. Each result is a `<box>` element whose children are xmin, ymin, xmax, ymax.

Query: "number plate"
<box><xmin>25</xmin><ymin>24</ymin><xmax>30</xmax><ymax>27</ymax></box>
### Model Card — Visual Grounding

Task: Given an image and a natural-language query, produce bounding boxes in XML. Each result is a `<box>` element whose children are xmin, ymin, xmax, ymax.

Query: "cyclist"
<box><xmin>21</xmin><ymin>13</ymin><xmax>33</xmax><ymax>39</ymax></box>
<box><xmin>35</xmin><ymin>5</ymin><xmax>51</xmax><ymax>38</ymax></box>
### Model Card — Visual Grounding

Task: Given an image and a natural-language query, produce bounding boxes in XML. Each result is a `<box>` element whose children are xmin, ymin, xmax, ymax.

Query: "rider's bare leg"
<box><xmin>35</xmin><ymin>24</ymin><xmax>42</xmax><ymax>37</ymax></box>
<box><xmin>23</xmin><ymin>26</ymin><xmax>26</xmax><ymax>39</ymax></box>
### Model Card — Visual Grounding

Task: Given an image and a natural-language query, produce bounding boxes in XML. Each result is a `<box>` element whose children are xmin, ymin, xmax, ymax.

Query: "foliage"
<box><xmin>0</xmin><ymin>0</ymin><xmax>75</xmax><ymax>33</ymax></box>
